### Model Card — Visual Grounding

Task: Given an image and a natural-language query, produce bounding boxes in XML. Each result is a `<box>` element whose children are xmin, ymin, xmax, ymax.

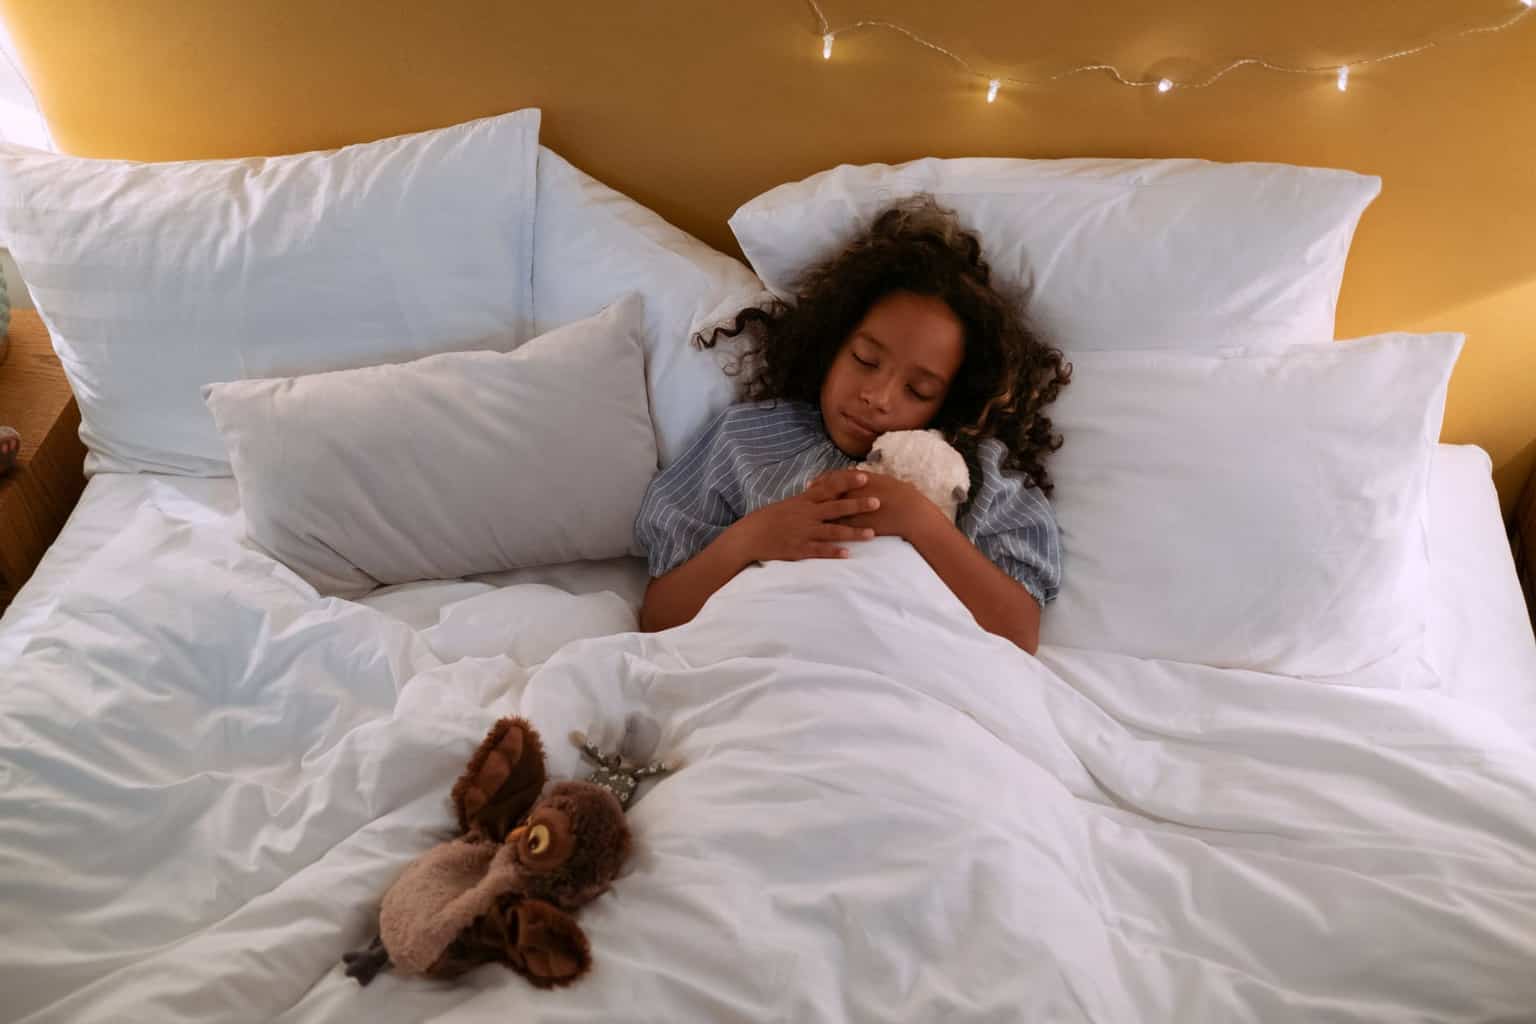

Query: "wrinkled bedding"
<box><xmin>3</xmin><ymin>491</ymin><xmax>1535</xmax><ymax>1022</ymax></box>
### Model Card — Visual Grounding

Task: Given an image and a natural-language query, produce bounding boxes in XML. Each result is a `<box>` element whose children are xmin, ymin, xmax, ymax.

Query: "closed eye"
<box><xmin>852</xmin><ymin>354</ymin><xmax>877</xmax><ymax>369</ymax></box>
<box><xmin>909</xmin><ymin>386</ymin><xmax>938</xmax><ymax>401</ymax></box>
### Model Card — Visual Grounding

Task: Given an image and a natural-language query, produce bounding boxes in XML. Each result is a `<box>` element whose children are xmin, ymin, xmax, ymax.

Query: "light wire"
<box><xmin>806</xmin><ymin>1</ymin><xmax>1534</xmax><ymax>92</ymax></box>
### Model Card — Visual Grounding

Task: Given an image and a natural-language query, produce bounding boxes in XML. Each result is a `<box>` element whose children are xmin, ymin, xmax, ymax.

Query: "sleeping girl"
<box><xmin>634</xmin><ymin>195</ymin><xmax>1070</xmax><ymax>653</ymax></box>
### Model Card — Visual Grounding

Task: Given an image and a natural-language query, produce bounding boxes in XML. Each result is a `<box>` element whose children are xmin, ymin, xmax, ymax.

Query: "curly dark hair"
<box><xmin>699</xmin><ymin>195</ymin><xmax>1071</xmax><ymax>495</ymax></box>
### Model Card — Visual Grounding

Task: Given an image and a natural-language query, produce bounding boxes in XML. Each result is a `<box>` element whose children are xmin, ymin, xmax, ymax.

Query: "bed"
<box><xmin>0</xmin><ymin>446</ymin><xmax>1532</xmax><ymax>1023</ymax></box>
<box><xmin>1</xmin><ymin>111</ymin><xmax>1535</xmax><ymax>1023</ymax></box>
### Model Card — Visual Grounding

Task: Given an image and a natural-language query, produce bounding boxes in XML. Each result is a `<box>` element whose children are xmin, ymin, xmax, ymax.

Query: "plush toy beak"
<box><xmin>506</xmin><ymin>825</ymin><xmax>528</xmax><ymax>846</ymax></box>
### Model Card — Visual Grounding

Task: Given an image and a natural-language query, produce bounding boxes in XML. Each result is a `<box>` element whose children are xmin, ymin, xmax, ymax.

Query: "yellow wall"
<box><xmin>6</xmin><ymin>0</ymin><xmax>1534</xmax><ymax>511</ymax></box>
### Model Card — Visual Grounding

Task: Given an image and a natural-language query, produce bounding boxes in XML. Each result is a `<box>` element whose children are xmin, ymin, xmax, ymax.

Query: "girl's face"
<box><xmin>820</xmin><ymin>290</ymin><xmax>965</xmax><ymax>457</ymax></box>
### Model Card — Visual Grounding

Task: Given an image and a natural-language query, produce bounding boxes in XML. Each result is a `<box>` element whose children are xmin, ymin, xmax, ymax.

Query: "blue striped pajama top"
<box><xmin>633</xmin><ymin>400</ymin><xmax>1061</xmax><ymax>605</ymax></box>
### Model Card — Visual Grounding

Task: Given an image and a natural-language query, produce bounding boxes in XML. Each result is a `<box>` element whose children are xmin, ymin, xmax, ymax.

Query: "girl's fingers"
<box><xmin>801</xmin><ymin>542</ymin><xmax>850</xmax><ymax>560</ymax></box>
<box><xmin>817</xmin><ymin>524</ymin><xmax>875</xmax><ymax>542</ymax></box>
<box><xmin>804</xmin><ymin>470</ymin><xmax>869</xmax><ymax>501</ymax></box>
<box><xmin>815</xmin><ymin>496</ymin><xmax>880</xmax><ymax>521</ymax></box>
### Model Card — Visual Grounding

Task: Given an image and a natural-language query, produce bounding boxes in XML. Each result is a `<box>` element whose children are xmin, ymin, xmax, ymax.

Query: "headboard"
<box><xmin>4</xmin><ymin>0</ymin><xmax>1534</xmax><ymax>510</ymax></box>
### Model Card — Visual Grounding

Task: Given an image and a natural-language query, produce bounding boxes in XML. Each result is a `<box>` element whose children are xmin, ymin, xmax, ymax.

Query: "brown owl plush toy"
<box><xmin>343</xmin><ymin>717</ymin><xmax>632</xmax><ymax>989</ymax></box>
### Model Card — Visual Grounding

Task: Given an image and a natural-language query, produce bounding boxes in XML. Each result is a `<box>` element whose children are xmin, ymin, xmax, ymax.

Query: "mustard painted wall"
<box><xmin>6</xmin><ymin>0</ymin><xmax>1533</xmax><ymax>511</ymax></box>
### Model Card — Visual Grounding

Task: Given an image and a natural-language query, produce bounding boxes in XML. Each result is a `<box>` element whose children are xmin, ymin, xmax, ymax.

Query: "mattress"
<box><xmin>0</xmin><ymin>445</ymin><xmax>1533</xmax><ymax>1023</ymax></box>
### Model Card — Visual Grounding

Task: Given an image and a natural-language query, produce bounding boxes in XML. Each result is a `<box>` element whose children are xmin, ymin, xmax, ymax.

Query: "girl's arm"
<box><xmin>639</xmin><ymin>526</ymin><xmax>756</xmax><ymax>633</ymax></box>
<box><xmin>639</xmin><ymin>470</ymin><xmax>878</xmax><ymax>633</ymax></box>
<box><xmin>907</xmin><ymin>514</ymin><xmax>1043</xmax><ymax>654</ymax></box>
<box><xmin>839</xmin><ymin>473</ymin><xmax>1043</xmax><ymax>654</ymax></box>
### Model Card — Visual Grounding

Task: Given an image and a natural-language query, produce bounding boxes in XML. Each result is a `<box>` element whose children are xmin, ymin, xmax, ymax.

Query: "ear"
<box><xmin>451</xmin><ymin>717</ymin><xmax>548</xmax><ymax>840</ymax></box>
<box><xmin>511</xmin><ymin>900</ymin><xmax>592</xmax><ymax>988</ymax></box>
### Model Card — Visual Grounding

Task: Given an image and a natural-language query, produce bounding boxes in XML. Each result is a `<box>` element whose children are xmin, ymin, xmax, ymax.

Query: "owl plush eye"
<box><xmin>516</xmin><ymin>807</ymin><xmax>577</xmax><ymax>871</ymax></box>
<box><xmin>527</xmin><ymin>823</ymin><xmax>551</xmax><ymax>854</ymax></box>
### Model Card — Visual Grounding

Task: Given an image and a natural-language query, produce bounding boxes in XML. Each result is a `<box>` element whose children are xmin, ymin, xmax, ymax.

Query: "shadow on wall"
<box><xmin>1498</xmin><ymin>437</ymin><xmax>1536</xmax><ymax>531</ymax></box>
<box><xmin>1404</xmin><ymin>273</ymin><xmax>1536</xmax><ymax>519</ymax></box>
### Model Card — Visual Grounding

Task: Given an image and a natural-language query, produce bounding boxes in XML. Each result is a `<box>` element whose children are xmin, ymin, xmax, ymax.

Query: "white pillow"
<box><xmin>1042</xmin><ymin>332</ymin><xmax>1462</xmax><ymax>677</ymax></box>
<box><xmin>729</xmin><ymin>157</ymin><xmax>1380</xmax><ymax>353</ymax></box>
<box><xmin>532</xmin><ymin>147</ymin><xmax>763</xmax><ymax>466</ymax></box>
<box><xmin>0</xmin><ymin>109</ymin><xmax>542</xmax><ymax>476</ymax></box>
<box><xmin>203</xmin><ymin>295</ymin><xmax>656</xmax><ymax>600</ymax></box>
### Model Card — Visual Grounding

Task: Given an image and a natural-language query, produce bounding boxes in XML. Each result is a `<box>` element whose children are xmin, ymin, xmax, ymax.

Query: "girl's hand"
<box><xmin>835</xmin><ymin>472</ymin><xmax>949</xmax><ymax>545</ymax></box>
<box><xmin>727</xmin><ymin>469</ymin><xmax>879</xmax><ymax>563</ymax></box>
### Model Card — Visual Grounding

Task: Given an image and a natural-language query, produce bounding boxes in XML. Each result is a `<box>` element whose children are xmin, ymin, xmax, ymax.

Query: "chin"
<box><xmin>831</xmin><ymin>429</ymin><xmax>872</xmax><ymax>459</ymax></box>
<box><xmin>820</xmin><ymin>402</ymin><xmax>875</xmax><ymax>457</ymax></box>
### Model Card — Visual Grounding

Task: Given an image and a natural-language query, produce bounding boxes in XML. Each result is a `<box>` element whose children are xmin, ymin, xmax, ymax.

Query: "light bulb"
<box><xmin>986</xmin><ymin>79</ymin><xmax>1000</xmax><ymax>103</ymax></box>
<box><xmin>823</xmin><ymin>33</ymin><xmax>834</xmax><ymax>60</ymax></box>
<box><xmin>1157</xmin><ymin>78</ymin><xmax>1173</xmax><ymax>93</ymax></box>
<box><xmin>1337</xmin><ymin>66</ymin><xmax>1349</xmax><ymax>91</ymax></box>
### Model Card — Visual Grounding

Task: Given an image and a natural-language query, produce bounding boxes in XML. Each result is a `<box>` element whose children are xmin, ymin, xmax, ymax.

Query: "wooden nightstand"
<box><xmin>0</xmin><ymin>310</ymin><xmax>87</xmax><ymax>612</ymax></box>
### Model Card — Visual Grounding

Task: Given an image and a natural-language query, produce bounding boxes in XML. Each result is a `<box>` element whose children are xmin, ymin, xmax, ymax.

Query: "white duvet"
<box><xmin>3</xmin><ymin>503</ymin><xmax>1536</xmax><ymax>1023</ymax></box>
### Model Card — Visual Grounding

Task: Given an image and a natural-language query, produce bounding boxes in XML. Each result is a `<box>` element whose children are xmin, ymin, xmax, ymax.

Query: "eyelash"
<box><xmin>852</xmin><ymin>353</ymin><xmax>937</xmax><ymax>402</ymax></box>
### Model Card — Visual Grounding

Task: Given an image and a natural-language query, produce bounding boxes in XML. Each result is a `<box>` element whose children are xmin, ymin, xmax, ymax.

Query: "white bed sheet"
<box><xmin>4</xmin><ymin>444</ymin><xmax>1530</xmax><ymax>713</ymax></box>
<box><xmin>0</xmin><ymin>474</ymin><xmax>652</xmax><ymax>668</ymax></box>
<box><xmin>0</xmin><ymin>445</ymin><xmax>1533</xmax><ymax>1024</ymax></box>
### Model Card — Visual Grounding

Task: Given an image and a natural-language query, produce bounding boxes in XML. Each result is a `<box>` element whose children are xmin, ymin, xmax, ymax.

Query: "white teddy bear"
<box><xmin>856</xmin><ymin>429</ymin><xmax>971</xmax><ymax>522</ymax></box>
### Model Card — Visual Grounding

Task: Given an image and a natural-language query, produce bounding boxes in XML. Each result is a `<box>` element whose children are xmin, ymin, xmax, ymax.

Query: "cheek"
<box><xmin>820</xmin><ymin>361</ymin><xmax>855</xmax><ymax>407</ymax></box>
<box><xmin>887</xmin><ymin>390</ymin><xmax>944</xmax><ymax>430</ymax></box>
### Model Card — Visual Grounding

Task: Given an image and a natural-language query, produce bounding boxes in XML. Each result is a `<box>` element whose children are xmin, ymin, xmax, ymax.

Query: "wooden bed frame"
<box><xmin>1515</xmin><ymin>467</ymin><xmax>1536</xmax><ymax>630</ymax></box>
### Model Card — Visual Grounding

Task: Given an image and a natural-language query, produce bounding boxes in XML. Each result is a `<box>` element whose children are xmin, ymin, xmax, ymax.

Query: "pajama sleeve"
<box><xmin>958</xmin><ymin>439</ymin><xmax>1063</xmax><ymax>606</ymax></box>
<box><xmin>633</xmin><ymin>408</ymin><xmax>749</xmax><ymax>578</ymax></box>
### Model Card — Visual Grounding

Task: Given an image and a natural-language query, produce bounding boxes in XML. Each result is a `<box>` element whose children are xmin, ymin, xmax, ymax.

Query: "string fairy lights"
<box><xmin>806</xmin><ymin>0</ymin><xmax>1534</xmax><ymax>102</ymax></box>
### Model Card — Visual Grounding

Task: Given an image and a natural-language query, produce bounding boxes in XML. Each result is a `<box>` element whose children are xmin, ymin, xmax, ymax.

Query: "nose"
<box><xmin>861</xmin><ymin>372</ymin><xmax>896</xmax><ymax>413</ymax></box>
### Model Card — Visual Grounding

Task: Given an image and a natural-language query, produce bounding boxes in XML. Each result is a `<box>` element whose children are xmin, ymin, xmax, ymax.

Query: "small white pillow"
<box><xmin>730</xmin><ymin>156</ymin><xmax>1380</xmax><ymax>353</ymax></box>
<box><xmin>1042</xmin><ymin>333</ymin><xmax>1462</xmax><ymax>677</ymax></box>
<box><xmin>204</xmin><ymin>295</ymin><xmax>656</xmax><ymax>599</ymax></box>
<box><xmin>0</xmin><ymin>109</ymin><xmax>541</xmax><ymax>476</ymax></box>
<box><xmin>532</xmin><ymin>147</ymin><xmax>763</xmax><ymax>466</ymax></box>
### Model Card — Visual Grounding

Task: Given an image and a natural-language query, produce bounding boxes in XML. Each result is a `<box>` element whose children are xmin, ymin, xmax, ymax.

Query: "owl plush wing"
<box><xmin>451</xmin><ymin>716</ymin><xmax>549</xmax><ymax>842</ymax></box>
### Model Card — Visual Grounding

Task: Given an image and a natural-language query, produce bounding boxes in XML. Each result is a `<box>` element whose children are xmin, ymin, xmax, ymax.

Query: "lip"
<box><xmin>843</xmin><ymin>412</ymin><xmax>880</xmax><ymax>438</ymax></box>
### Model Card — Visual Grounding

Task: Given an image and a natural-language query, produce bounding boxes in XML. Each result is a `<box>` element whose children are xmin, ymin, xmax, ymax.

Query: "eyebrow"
<box><xmin>853</xmin><ymin>330</ymin><xmax>948</xmax><ymax>385</ymax></box>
